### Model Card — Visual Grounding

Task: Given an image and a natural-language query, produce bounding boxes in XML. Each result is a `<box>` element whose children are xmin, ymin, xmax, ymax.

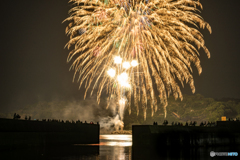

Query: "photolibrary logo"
<box><xmin>210</xmin><ymin>151</ymin><xmax>215</xmax><ymax>157</ymax></box>
<box><xmin>210</xmin><ymin>151</ymin><xmax>238</xmax><ymax>157</ymax></box>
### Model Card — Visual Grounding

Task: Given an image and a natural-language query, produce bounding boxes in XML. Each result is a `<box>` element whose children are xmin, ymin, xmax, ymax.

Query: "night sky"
<box><xmin>1</xmin><ymin>0</ymin><xmax>240</xmax><ymax>113</ymax></box>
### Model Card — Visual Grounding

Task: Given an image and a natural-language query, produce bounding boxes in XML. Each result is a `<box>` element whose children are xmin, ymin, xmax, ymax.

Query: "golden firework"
<box><xmin>64</xmin><ymin>0</ymin><xmax>211</xmax><ymax>119</ymax></box>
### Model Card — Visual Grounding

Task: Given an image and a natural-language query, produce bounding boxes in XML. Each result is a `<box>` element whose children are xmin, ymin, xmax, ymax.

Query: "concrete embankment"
<box><xmin>133</xmin><ymin>121</ymin><xmax>240</xmax><ymax>148</ymax></box>
<box><xmin>0</xmin><ymin>118</ymin><xmax>99</xmax><ymax>148</ymax></box>
<box><xmin>132</xmin><ymin>121</ymin><xmax>240</xmax><ymax>159</ymax></box>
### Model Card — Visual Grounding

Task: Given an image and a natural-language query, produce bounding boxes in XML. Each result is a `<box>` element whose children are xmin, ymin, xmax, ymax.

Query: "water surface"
<box><xmin>1</xmin><ymin>134</ymin><xmax>239</xmax><ymax>160</ymax></box>
<box><xmin>99</xmin><ymin>134</ymin><xmax>132</xmax><ymax>160</ymax></box>
<box><xmin>1</xmin><ymin>134</ymin><xmax>132</xmax><ymax>160</ymax></box>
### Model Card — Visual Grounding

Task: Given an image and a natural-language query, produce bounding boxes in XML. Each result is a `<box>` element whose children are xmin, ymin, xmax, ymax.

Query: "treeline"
<box><xmin>123</xmin><ymin>94</ymin><xmax>240</xmax><ymax>130</ymax></box>
<box><xmin>1</xmin><ymin>94</ymin><xmax>239</xmax><ymax>131</ymax></box>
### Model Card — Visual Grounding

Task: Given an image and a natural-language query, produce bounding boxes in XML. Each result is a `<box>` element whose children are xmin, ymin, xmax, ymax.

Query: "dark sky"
<box><xmin>1</xmin><ymin>0</ymin><xmax>240</xmax><ymax>113</ymax></box>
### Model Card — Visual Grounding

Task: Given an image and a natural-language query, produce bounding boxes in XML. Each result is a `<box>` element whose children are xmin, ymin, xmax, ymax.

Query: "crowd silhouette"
<box><xmin>153</xmin><ymin>119</ymin><xmax>239</xmax><ymax>127</ymax></box>
<box><xmin>13</xmin><ymin>113</ymin><xmax>99</xmax><ymax>125</ymax></box>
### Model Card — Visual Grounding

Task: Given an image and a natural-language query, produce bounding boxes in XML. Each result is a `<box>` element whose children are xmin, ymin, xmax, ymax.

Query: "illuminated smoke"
<box><xmin>99</xmin><ymin>115</ymin><xmax>124</xmax><ymax>132</ymax></box>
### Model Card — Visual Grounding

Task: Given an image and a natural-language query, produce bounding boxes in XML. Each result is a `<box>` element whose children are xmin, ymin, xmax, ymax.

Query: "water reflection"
<box><xmin>0</xmin><ymin>134</ymin><xmax>132</xmax><ymax>160</ymax></box>
<box><xmin>99</xmin><ymin>134</ymin><xmax>132</xmax><ymax>160</ymax></box>
<box><xmin>100</xmin><ymin>135</ymin><xmax>132</xmax><ymax>141</ymax></box>
<box><xmin>133</xmin><ymin>145</ymin><xmax>240</xmax><ymax>160</ymax></box>
<box><xmin>2</xmin><ymin>134</ymin><xmax>237</xmax><ymax>160</ymax></box>
<box><xmin>1</xmin><ymin>145</ymin><xmax>99</xmax><ymax>160</ymax></box>
<box><xmin>100</xmin><ymin>135</ymin><xmax>132</xmax><ymax>147</ymax></box>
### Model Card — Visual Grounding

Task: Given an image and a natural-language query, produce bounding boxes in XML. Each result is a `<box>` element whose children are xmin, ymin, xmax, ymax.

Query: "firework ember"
<box><xmin>64</xmin><ymin>0</ymin><xmax>211</xmax><ymax>121</ymax></box>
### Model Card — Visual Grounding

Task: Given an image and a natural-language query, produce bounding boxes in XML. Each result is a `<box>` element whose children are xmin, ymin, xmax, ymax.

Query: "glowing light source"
<box><xmin>131</xmin><ymin>60</ymin><xmax>138</xmax><ymax>67</ymax></box>
<box><xmin>114</xmin><ymin>56</ymin><xmax>122</xmax><ymax>64</ymax></box>
<box><xmin>221</xmin><ymin>116</ymin><xmax>226</xmax><ymax>121</ymax></box>
<box><xmin>107</xmin><ymin>68</ymin><xmax>116</xmax><ymax>77</ymax></box>
<box><xmin>122</xmin><ymin>62</ymin><xmax>130</xmax><ymax>69</ymax></box>
<box><xmin>119</xmin><ymin>98</ymin><xmax>126</xmax><ymax>105</ymax></box>
<box><xmin>117</xmin><ymin>72</ymin><xmax>128</xmax><ymax>82</ymax></box>
<box><xmin>119</xmin><ymin>81</ymin><xmax>131</xmax><ymax>88</ymax></box>
<box><xmin>117</xmin><ymin>72</ymin><xmax>130</xmax><ymax>88</ymax></box>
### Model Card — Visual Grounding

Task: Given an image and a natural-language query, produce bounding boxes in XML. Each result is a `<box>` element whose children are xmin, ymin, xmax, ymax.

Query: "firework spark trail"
<box><xmin>64</xmin><ymin>0</ymin><xmax>211</xmax><ymax>122</ymax></box>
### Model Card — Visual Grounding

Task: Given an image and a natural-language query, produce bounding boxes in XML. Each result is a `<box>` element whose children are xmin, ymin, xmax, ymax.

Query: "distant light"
<box><xmin>114</xmin><ymin>56</ymin><xmax>122</xmax><ymax>64</ymax></box>
<box><xmin>131</xmin><ymin>60</ymin><xmax>138</xmax><ymax>67</ymax></box>
<box><xmin>221</xmin><ymin>116</ymin><xmax>226</xmax><ymax>121</ymax></box>
<box><xmin>122</xmin><ymin>62</ymin><xmax>131</xmax><ymax>69</ymax></box>
<box><xmin>107</xmin><ymin>68</ymin><xmax>116</xmax><ymax>77</ymax></box>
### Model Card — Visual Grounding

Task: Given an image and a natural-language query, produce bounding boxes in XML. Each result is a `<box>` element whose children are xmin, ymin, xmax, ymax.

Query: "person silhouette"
<box><xmin>203</xmin><ymin>121</ymin><xmax>206</xmax><ymax>126</ymax></box>
<box><xmin>163</xmin><ymin>120</ymin><xmax>166</xmax><ymax>125</ymax></box>
<box><xmin>190</xmin><ymin>121</ymin><xmax>193</xmax><ymax>126</ymax></box>
<box><xmin>165</xmin><ymin>120</ymin><xmax>168</xmax><ymax>125</ymax></box>
<box><xmin>207</xmin><ymin>121</ymin><xmax>210</xmax><ymax>127</ymax></box>
<box><xmin>193</xmin><ymin>121</ymin><xmax>197</xmax><ymax>126</ymax></box>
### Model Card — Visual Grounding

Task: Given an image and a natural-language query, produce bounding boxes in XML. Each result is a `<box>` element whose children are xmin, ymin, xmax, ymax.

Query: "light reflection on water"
<box><xmin>3</xmin><ymin>134</ymin><xmax>237</xmax><ymax>160</ymax></box>
<box><xmin>100</xmin><ymin>135</ymin><xmax>132</xmax><ymax>141</ymax></box>
<box><xmin>1</xmin><ymin>134</ymin><xmax>132</xmax><ymax>160</ymax></box>
<box><xmin>74</xmin><ymin>134</ymin><xmax>132</xmax><ymax>160</ymax></box>
<box><xmin>99</xmin><ymin>134</ymin><xmax>132</xmax><ymax>160</ymax></box>
<box><xmin>100</xmin><ymin>134</ymin><xmax>132</xmax><ymax>147</ymax></box>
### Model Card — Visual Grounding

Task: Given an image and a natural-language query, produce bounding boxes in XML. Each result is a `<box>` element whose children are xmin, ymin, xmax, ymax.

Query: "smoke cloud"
<box><xmin>0</xmin><ymin>95</ymin><xmax>126</xmax><ymax>133</ymax></box>
<box><xmin>1</xmin><ymin>97</ymin><xmax>99</xmax><ymax>122</ymax></box>
<box><xmin>99</xmin><ymin>96</ymin><xmax>125</xmax><ymax>133</ymax></box>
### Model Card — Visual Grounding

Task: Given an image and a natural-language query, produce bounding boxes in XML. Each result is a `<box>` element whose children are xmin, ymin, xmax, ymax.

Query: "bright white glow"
<box><xmin>98</xmin><ymin>141</ymin><xmax>132</xmax><ymax>146</ymax></box>
<box><xmin>122</xmin><ymin>62</ymin><xmax>130</xmax><ymax>69</ymax></box>
<box><xmin>100</xmin><ymin>135</ymin><xmax>132</xmax><ymax>141</ymax></box>
<box><xmin>86</xmin><ymin>135</ymin><xmax>132</xmax><ymax>146</ymax></box>
<box><xmin>114</xmin><ymin>56</ymin><xmax>122</xmax><ymax>64</ymax></box>
<box><xmin>117</xmin><ymin>72</ymin><xmax>128</xmax><ymax>82</ymax></box>
<box><xmin>119</xmin><ymin>81</ymin><xmax>131</xmax><ymax>88</ymax></box>
<box><xmin>119</xmin><ymin>98</ymin><xmax>126</xmax><ymax>105</ymax></box>
<box><xmin>131</xmin><ymin>60</ymin><xmax>138</xmax><ymax>67</ymax></box>
<box><xmin>117</xmin><ymin>72</ymin><xmax>131</xmax><ymax>88</ymax></box>
<box><xmin>107</xmin><ymin>68</ymin><xmax>116</xmax><ymax>77</ymax></box>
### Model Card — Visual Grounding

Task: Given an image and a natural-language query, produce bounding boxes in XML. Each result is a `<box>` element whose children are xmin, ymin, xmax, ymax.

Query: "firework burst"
<box><xmin>64</xmin><ymin>0</ymin><xmax>211</xmax><ymax>120</ymax></box>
